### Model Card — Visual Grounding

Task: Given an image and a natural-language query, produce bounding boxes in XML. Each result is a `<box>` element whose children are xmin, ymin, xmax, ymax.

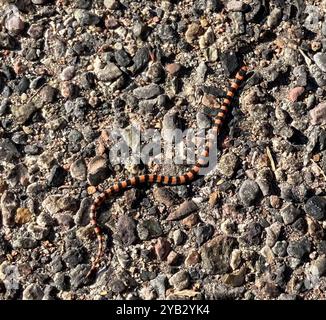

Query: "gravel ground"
<box><xmin>0</xmin><ymin>0</ymin><xmax>326</xmax><ymax>300</ymax></box>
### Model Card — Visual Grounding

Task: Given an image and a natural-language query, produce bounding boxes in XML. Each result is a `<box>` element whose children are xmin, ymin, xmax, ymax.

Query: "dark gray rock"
<box><xmin>60</xmin><ymin>66</ymin><xmax>76</xmax><ymax>81</ymax></box>
<box><xmin>195</xmin><ymin>224</ymin><xmax>214</xmax><ymax>246</ymax></box>
<box><xmin>115</xmin><ymin>48</ymin><xmax>131</xmax><ymax>67</ymax></box>
<box><xmin>63</xmin><ymin>248</ymin><xmax>84</xmax><ymax>268</ymax></box>
<box><xmin>39</xmin><ymin>85</ymin><xmax>56</xmax><ymax>103</ymax></box>
<box><xmin>287</xmin><ymin>238</ymin><xmax>311</xmax><ymax>260</ymax></box>
<box><xmin>150</xmin><ymin>274</ymin><xmax>167</xmax><ymax>299</ymax></box>
<box><xmin>196</xmin><ymin>111</ymin><xmax>211</xmax><ymax>128</ymax></box>
<box><xmin>70</xmin><ymin>264</ymin><xmax>89</xmax><ymax>290</ymax></box>
<box><xmin>47</xmin><ymin>165</ymin><xmax>66</xmax><ymax>187</ymax></box>
<box><xmin>132</xmin><ymin>46</ymin><xmax>150</xmax><ymax>74</ymax></box>
<box><xmin>1</xmin><ymin>191</ymin><xmax>18</xmax><ymax>227</ymax></box>
<box><xmin>28</xmin><ymin>223</ymin><xmax>50</xmax><ymax>241</ymax></box>
<box><xmin>12</xmin><ymin>237</ymin><xmax>38</xmax><ymax>249</ymax></box>
<box><xmin>75</xmin><ymin>198</ymin><xmax>92</xmax><ymax>226</ymax></box>
<box><xmin>16</xmin><ymin>76</ymin><xmax>30</xmax><ymax>94</ymax></box>
<box><xmin>95</xmin><ymin>62</ymin><xmax>122</xmax><ymax>82</ymax></box>
<box><xmin>147</xmin><ymin>62</ymin><xmax>165</xmax><ymax>83</ymax></box>
<box><xmin>0</xmin><ymin>33</ymin><xmax>17</xmax><ymax>50</ymax></box>
<box><xmin>281</xmin><ymin>203</ymin><xmax>301</xmax><ymax>225</ymax></box>
<box><xmin>53</xmin><ymin>273</ymin><xmax>68</xmax><ymax>291</ymax></box>
<box><xmin>172</xmin><ymin>230</ymin><xmax>186</xmax><ymax>245</ymax></box>
<box><xmin>220</xmin><ymin>51</ymin><xmax>239</xmax><ymax>76</ymax></box>
<box><xmin>272</xmin><ymin>241</ymin><xmax>288</xmax><ymax>257</ymax></box>
<box><xmin>0</xmin><ymin>139</ymin><xmax>20</xmax><ymax>161</ymax></box>
<box><xmin>28</xmin><ymin>23</ymin><xmax>44</xmax><ymax>39</ymax></box>
<box><xmin>111</xmin><ymin>279</ymin><xmax>126</xmax><ymax>294</ymax></box>
<box><xmin>70</xmin><ymin>158</ymin><xmax>87</xmax><ymax>181</ymax></box>
<box><xmin>0</xmin><ymin>99</ymin><xmax>9</xmax><ymax>116</ymax></box>
<box><xmin>157</xmin><ymin>24</ymin><xmax>178</xmax><ymax>43</ymax></box>
<box><xmin>2</xmin><ymin>65</ymin><xmax>15</xmax><ymax>80</ymax></box>
<box><xmin>79</xmin><ymin>72</ymin><xmax>95</xmax><ymax>90</ymax></box>
<box><xmin>74</xmin><ymin>9</ymin><xmax>100</xmax><ymax>26</ymax></box>
<box><xmin>153</xmin><ymin>187</ymin><xmax>178</xmax><ymax>207</ymax></box>
<box><xmin>50</xmin><ymin>256</ymin><xmax>64</xmax><ymax>273</ymax></box>
<box><xmin>116</xmin><ymin>215</ymin><xmax>137</xmax><ymax>246</ymax></box>
<box><xmin>239</xmin><ymin>180</ymin><xmax>261</xmax><ymax>206</ymax></box>
<box><xmin>242</xmin><ymin>222</ymin><xmax>263</xmax><ymax>245</ymax></box>
<box><xmin>133</xmin><ymin>84</ymin><xmax>162</xmax><ymax>99</ymax></box>
<box><xmin>304</xmin><ymin>196</ymin><xmax>326</xmax><ymax>220</ymax></box>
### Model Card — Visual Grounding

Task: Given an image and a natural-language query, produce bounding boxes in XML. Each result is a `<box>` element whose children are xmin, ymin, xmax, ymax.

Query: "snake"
<box><xmin>86</xmin><ymin>65</ymin><xmax>248</xmax><ymax>277</ymax></box>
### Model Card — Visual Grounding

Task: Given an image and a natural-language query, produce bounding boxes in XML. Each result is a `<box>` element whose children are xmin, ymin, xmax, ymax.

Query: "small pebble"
<box><xmin>304</xmin><ymin>196</ymin><xmax>326</xmax><ymax>220</ymax></box>
<box><xmin>169</xmin><ymin>270</ymin><xmax>190</xmax><ymax>291</ymax></box>
<box><xmin>87</xmin><ymin>156</ymin><xmax>110</xmax><ymax>185</ymax></box>
<box><xmin>217</xmin><ymin>152</ymin><xmax>239</xmax><ymax>178</ymax></box>
<box><xmin>22</xmin><ymin>284</ymin><xmax>43</xmax><ymax>300</ymax></box>
<box><xmin>310</xmin><ymin>103</ymin><xmax>326</xmax><ymax>125</ymax></box>
<box><xmin>288</xmin><ymin>87</ymin><xmax>305</xmax><ymax>102</ymax></box>
<box><xmin>239</xmin><ymin>180</ymin><xmax>261</xmax><ymax>206</ymax></box>
<box><xmin>60</xmin><ymin>66</ymin><xmax>76</xmax><ymax>81</ymax></box>
<box><xmin>167</xmin><ymin>200</ymin><xmax>198</xmax><ymax>221</ymax></box>
<box><xmin>154</xmin><ymin>237</ymin><xmax>171</xmax><ymax>260</ymax></box>
<box><xmin>314</xmin><ymin>52</ymin><xmax>326</xmax><ymax>72</ymax></box>
<box><xmin>5</xmin><ymin>13</ymin><xmax>25</xmax><ymax>35</ymax></box>
<box><xmin>185</xmin><ymin>23</ymin><xmax>203</xmax><ymax>43</ymax></box>
<box><xmin>185</xmin><ymin>250</ymin><xmax>201</xmax><ymax>266</ymax></box>
<box><xmin>15</xmin><ymin>208</ymin><xmax>32</xmax><ymax>225</ymax></box>
<box><xmin>166</xmin><ymin>63</ymin><xmax>182</xmax><ymax>76</ymax></box>
<box><xmin>104</xmin><ymin>0</ymin><xmax>120</xmax><ymax>9</ymax></box>
<box><xmin>133</xmin><ymin>84</ymin><xmax>162</xmax><ymax>99</ymax></box>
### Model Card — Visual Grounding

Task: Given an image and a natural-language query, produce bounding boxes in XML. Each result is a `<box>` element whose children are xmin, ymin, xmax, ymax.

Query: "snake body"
<box><xmin>87</xmin><ymin>65</ymin><xmax>248</xmax><ymax>276</ymax></box>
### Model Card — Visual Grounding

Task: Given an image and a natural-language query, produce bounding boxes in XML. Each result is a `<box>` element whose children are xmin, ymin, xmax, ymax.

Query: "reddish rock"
<box><xmin>185</xmin><ymin>250</ymin><xmax>201</xmax><ymax>266</ymax></box>
<box><xmin>181</xmin><ymin>213</ymin><xmax>199</xmax><ymax>228</ymax></box>
<box><xmin>166</xmin><ymin>251</ymin><xmax>179</xmax><ymax>265</ymax></box>
<box><xmin>166</xmin><ymin>63</ymin><xmax>182</xmax><ymax>76</ymax></box>
<box><xmin>154</xmin><ymin>237</ymin><xmax>171</xmax><ymax>260</ymax></box>
<box><xmin>270</xmin><ymin>195</ymin><xmax>281</xmax><ymax>209</ymax></box>
<box><xmin>167</xmin><ymin>200</ymin><xmax>198</xmax><ymax>221</ymax></box>
<box><xmin>201</xmin><ymin>94</ymin><xmax>217</xmax><ymax>108</ymax></box>
<box><xmin>288</xmin><ymin>87</ymin><xmax>305</xmax><ymax>102</ymax></box>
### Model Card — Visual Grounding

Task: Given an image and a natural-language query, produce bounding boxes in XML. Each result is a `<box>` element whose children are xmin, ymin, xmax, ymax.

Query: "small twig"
<box><xmin>27</xmin><ymin>83</ymin><xmax>47</xmax><ymax>104</ymax></box>
<box><xmin>298</xmin><ymin>48</ymin><xmax>312</xmax><ymax>67</ymax></box>
<box><xmin>266</xmin><ymin>146</ymin><xmax>276</xmax><ymax>172</ymax></box>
